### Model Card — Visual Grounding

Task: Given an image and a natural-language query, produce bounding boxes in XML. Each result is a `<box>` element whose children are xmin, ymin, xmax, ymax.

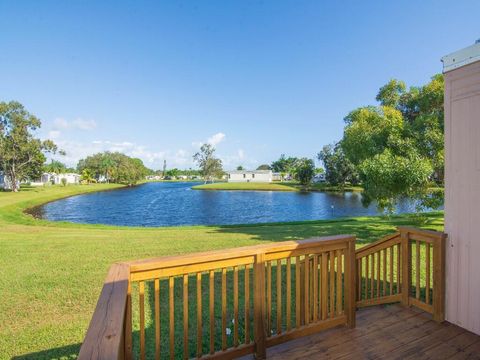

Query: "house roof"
<box><xmin>227</xmin><ymin>170</ymin><xmax>272</xmax><ymax>174</ymax></box>
<box><xmin>442</xmin><ymin>40</ymin><xmax>480</xmax><ymax>73</ymax></box>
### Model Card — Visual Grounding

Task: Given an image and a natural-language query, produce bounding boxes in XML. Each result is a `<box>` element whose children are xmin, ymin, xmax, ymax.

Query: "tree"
<box><xmin>165</xmin><ymin>168</ymin><xmax>180</xmax><ymax>178</ymax></box>
<box><xmin>338</xmin><ymin>75</ymin><xmax>444</xmax><ymax>212</ymax></box>
<box><xmin>77</xmin><ymin>152</ymin><xmax>149</xmax><ymax>185</ymax></box>
<box><xmin>193</xmin><ymin>143</ymin><xmax>223</xmax><ymax>183</ymax></box>
<box><xmin>270</xmin><ymin>155</ymin><xmax>298</xmax><ymax>173</ymax></box>
<box><xmin>376</xmin><ymin>79</ymin><xmax>406</xmax><ymax>108</ymax></box>
<box><xmin>342</xmin><ymin>106</ymin><xmax>404</xmax><ymax>165</ymax></box>
<box><xmin>0</xmin><ymin>101</ymin><xmax>59</xmax><ymax>192</ymax></box>
<box><xmin>292</xmin><ymin>158</ymin><xmax>315</xmax><ymax>187</ymax></box>
<box><xmin>43</xmin><ymin>160</ymin><xmax>67</xmax><ymax>174</ymax></box>
<box><xmin>81</xmin><ymin>169</ymin><xmax>95</xmax><ymax>184</ymax></box>
<box><xmin>358</xmin><ymin>150</ymin><xmax>433</xmax><ymax>213</ymax></box>
<box><xmin>236</xmin><ymin>165</ymin><xmax>244</xmax><ymax>171</ymax></box>
<box><xmin>377</xmin><ymin>75</ymin><xmax>444</xmax><ymax>182</ymax></box>
<box><xmin>256</xmin><ymin>164</ymin><xmax>271</xmax><ymax>170</ymax></box>
<box><xmin>318</xmin><ymin>143</ymin><xmax>358</xmax><ymax>186</ymax></box>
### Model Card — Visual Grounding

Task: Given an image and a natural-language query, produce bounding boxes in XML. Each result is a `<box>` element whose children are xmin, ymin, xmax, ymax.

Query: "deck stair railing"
<box><xmin>355</xmin><ymin>227</ymin><xmax>446</xmax><ymax>322</ymax></box>
<box><xmin>78</xmin><ymin>235</ymin><xmax>356</xmax><ymax>360</ymax></box>
<box><xmin>78</xmin><ymin>227</ymin><xmax>446</xmax><ymax>360</ymax></box>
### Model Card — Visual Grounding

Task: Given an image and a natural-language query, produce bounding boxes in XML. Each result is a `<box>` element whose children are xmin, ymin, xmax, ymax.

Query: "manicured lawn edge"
<box><xmin>192</xmin><ymin>182</ymin><xmax>298</xmax><ymax>191</ymax></box>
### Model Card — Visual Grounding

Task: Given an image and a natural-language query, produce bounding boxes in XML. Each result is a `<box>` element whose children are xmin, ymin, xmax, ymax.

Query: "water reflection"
<box><xmin>34</xmin><ymin>182</ymin><xmax>440</xmax><ymax>227</ymax></box>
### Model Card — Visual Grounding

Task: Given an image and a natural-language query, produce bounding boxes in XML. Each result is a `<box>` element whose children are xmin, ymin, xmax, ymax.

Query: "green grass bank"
<box><xmin>0</xmin><ymin>184</ymin><xmax>443</xmax><ymax>359</ymax></box>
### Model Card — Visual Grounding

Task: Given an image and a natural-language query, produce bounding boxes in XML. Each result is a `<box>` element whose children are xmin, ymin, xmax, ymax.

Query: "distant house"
<box><xmin>313</xmin><ymin>173</ymin><xmax>326</xmax><ymax>183</ymax></box>
<box><xmin>272</xmin><ymin>172</ymin><xmax>282</xmax><ymax>181</ymax></box>
<box><xmin>39</xmin><ymin>172</ymin><xmax>80</xmax><ymax>185</ymax></box>
<box><xmin>227</xmin><ymin>170</ymin><xmax>272</xmax><ymax>183</ymax></box>
<box><xmin>55</xmin><ymin>173</ymin><xmax>80</xmax><ymax>185</ymax></box>
<box><xmin>0</xmin><ymin>172</ymin><xmax>20</xmax><ymax>190</ymax></box>
<box><xmin>145</xmin><ymin>175</ymin><xmax>162</xmax><ymax>181</ymax></box>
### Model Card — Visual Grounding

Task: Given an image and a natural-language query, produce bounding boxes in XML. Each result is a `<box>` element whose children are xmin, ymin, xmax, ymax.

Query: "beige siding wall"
<box><xmin>444</xmin><ymin>60</ymin><xmax>480</xmax><ymax>335</ymax></box>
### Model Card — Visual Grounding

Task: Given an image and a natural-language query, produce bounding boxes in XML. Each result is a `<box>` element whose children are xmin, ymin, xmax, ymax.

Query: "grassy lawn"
<box><xmin>0</xmin><ymin>184</ymin><xmax>443</xmax><ymax>359</ymax></box>
<box><xmin>192</xmin><ymin>182</ymin><xmax>298</xmax><ymax>191</ymax></box>
<box><xmin>281</xmin><ymin>181</ymin><xmax>363</xmax><ymax>192</ymax></box>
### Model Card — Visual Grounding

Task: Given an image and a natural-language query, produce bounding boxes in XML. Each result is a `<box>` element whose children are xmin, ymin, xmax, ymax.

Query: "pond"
<box><xmin>34</xmin><ymin>182</ymin><xmax>437</xmax><ymax>227</ymax></box>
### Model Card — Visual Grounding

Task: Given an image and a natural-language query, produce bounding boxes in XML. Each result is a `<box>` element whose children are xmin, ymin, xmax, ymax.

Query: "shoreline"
<box><xmin>9</xmin><ymin>182</ymin><xmax>441</xmax><ymax>230</ymax></box>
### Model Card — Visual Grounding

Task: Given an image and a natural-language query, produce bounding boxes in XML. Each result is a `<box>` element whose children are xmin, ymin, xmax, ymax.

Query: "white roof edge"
<box><xmin>441</xmin><ymin>41</ymin><xmax>480</xmax><ymax>73</ymax></box>
<box><xmin>227</xmin><ymin>170</ymin><xmax>272</xmax><ymax>174</ymax></box>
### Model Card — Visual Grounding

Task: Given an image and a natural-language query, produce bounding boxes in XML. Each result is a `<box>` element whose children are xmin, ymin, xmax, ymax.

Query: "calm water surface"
<box><xmin>35</xmin><ymin>182</ymin><xmax>435</xmax><ymax>227</ymax></box>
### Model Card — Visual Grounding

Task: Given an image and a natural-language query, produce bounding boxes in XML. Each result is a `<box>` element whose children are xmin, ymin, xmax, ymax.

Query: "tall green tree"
<box><xmin>318</xmin><ymin>143</ymin><xmax>358</xmax><ymax>186</ymax></box>
<box><xmin>270</xmin><ymin>155</ymin><xmax>298</xmax><ymax>173</ymax></box>
<box><xmin>0</xmin><ymin>101</ymin><xmax>59</xmax><ymax>191</ymax></box>
<box><xmin>292</xmin><ymin>158</ymin><xmax>315</xmax><ymax>187</ymax></box>
<box><xmin>165</xmin><ymin>168</ymin><xmax>180</xmax><ymax>177</ymax></box>
<box><xmin>339</xmin><ymin>75</ymin><xmax>444</xmax><ymax>212</ymax></box>
<box><xmin>77</xmin><ymin>152</ymin><xmax>148</xmax><ymax>185</ymax></box>
<box><xmin>43</xmin><ymin>160</ymin><xmax>67</xmax><ymax>174</ymax></box>
<box><xmin>193</xmin><ymin>143</ymin><xmax>223</xmax><ymax>183</ymax></box>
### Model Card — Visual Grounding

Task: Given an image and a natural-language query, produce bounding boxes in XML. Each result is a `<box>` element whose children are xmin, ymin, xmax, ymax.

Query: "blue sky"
<box><xmin>0</xmin><ymin>1</ymin><xmax>478</xmax><ymax>170</ymax></box>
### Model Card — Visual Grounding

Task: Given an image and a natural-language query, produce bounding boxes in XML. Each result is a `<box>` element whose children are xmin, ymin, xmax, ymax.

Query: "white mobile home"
<box><xmin>40</xmin><ymin>172</ymin><xmax>80</xmax><ymax>185</ymax></box>
<box><xmin>227</xmin><ymin>170</ymin><xmax>272</xmax><ymax>183</ymax></box>
<box><xmin>55</xmin><ymin>173</ymin><xmax>80</xmax><ymax>185</ymax></box>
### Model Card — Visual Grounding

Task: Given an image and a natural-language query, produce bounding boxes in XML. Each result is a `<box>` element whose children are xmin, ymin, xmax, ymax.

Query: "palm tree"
<box><xmin>81</xmin><ymin>169</ymin><xmax>95</xmax><ymax>184</ymax></box>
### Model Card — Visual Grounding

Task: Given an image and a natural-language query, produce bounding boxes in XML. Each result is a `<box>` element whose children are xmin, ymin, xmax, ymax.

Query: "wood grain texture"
<box><xmin>183</xmin><ymin>275</ymin><xmax>188</xmax><ymax>360</ymax></box>
<box><xmin>169</xmin><ymin>277</ymin><xmax>174</xmax><ymax>360</ymax></box>
<box><xmin>257</xmin><ymin>305</ymin><xmax>479</xmax><ymax>360</ymax></box>
<box><xmin>78</xmin><ymin>263</ymin><xmax>130</xmax><ymax>360</ymax></box>
<box><xmin>154</xmin><ymin>278</ymin><xmax>160</xmax><ymax>360</ymax></box>
<box><xmin>139</xmin><ymin>281</ymin><xmax>145</xmax><ymax>360</ymax></box>
<box><xmin>245</xmin><ymin>265</ymin><xmax>250</xmax><ymax>344</ymax></box>
<box><xmin>197</xmin><ymin>272</ymin><xmax>203</xmax><ymax>357</ymax></box>
<box><xmin>209</xmin><ymin>270</ymin><xmax>215</xmax><ymax>354</ymax></box>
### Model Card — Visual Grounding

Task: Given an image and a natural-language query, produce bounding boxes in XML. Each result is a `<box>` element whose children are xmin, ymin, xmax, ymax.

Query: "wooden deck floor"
<box><xmin>242</xmin><ymin>304</ymin><xmax>480</xmax><ymax>360</ymax></box>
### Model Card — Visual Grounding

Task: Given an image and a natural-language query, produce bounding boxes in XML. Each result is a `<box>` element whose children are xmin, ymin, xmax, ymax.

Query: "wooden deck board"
<box><xmin>239</xmin><ymin>304</ymin><xmax>480</xmax><ymax>360</ymax></box>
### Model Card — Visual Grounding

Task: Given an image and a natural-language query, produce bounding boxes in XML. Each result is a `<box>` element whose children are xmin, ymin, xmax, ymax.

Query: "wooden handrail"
<box><xmin>79</xmin><ymin>235</ymin><xmax>356</xmax><ymax>360</ymax></box>
<box><xmin>78</xmin><ymin>263</ymin><xmax>130</xmax><ymax>360</ymax></box>
<box><xmin>355</xmin><ymin>227</ymin><xmax>446</xmax><ymax>322</ymax></box>
<box><xmin>355</xmin><ymin>232</ymin><xmax>401</xmax><ymax>258</ymax></box>
<box><xmin>80</xmin><ymin>228</ymin><xmax>446</xmax><ymax>359</ymax></box>
<box><xmin>127</xmin><ymin>235</ymin><xmax>355</xmax><ymax>272</ymax></box>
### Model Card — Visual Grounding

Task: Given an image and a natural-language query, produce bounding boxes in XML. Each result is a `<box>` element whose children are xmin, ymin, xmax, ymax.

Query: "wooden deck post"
<box><xmin>300</xmin><ymin>259</ymin><xmax>305</xmax><ymax>326</ymax></box>
<box><xmin>345</xmin><ymin>238</ymin><xmax>356</xmax><ymax>328</ymax></box>
<box><xmin>433</xmin><ymin>234</ymin><xmax>446</xmax><ymax>322</ymax></box>
<box><xmin>400</xmin><ymin>230</ymin><xmax>411</xmax><ymax>307</ymax></box>
<box><xmin>124</xmin><ymin>277</ymin><xmax>132</xmax><ymax>360</ymax></box>
<box><xmin>254</xmin><ymin>252</ymin><xmax>266</xmax><ymax>359</ymax></box>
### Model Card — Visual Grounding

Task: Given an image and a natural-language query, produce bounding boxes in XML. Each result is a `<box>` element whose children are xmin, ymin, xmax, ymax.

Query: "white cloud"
<box><xmin>207</xmin><ymin>132</ymin><xmax>226</xmax><ymax>146</ymax></box>
<box><xmin>44</xmin><ymin>130</ymin><xmax>259</xmax><ymax>171</ymax></box>
<box><xmin>52</xmin><ymin>117</ymin><xmax>97</xmax><ymax>131</ymax></box>
<box><xmin>237</xmin><ymin>149</ymin><xmax>245</xmax><ymax>160</ymax></box>
<box><xmin>192</xmin><ymin>132</ymin><xmax>226</xmax><ymax>149</ymax></box>
<box><xmin>48</xmin><ymin>130</ymin><xmax>61</xmax><ymax>139</ymax></box>
<box><xmin>53</xmin><ymin>118</ymin><xmax>69</xmax><ymax>129</ymax></box>
<box><xmin>220</xmin><ymin>148</ymin><xmax>258</xmax><ymax>170</ymax></box>
<box><xmin>72</xmin><ymin>118</ymin><xmax>97</xmax><ymax>130</ymax></box>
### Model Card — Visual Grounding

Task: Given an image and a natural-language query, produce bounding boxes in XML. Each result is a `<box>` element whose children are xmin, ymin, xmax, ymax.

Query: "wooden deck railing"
<box><xmin>79</xmin><ymin>235</ymin><xmax>356</xmax><ymax>360</ymax></box>
<box><xmin>355</xmin><ymin>227</ymin><xmax>446</xmax><ymax>322</ymax></box>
